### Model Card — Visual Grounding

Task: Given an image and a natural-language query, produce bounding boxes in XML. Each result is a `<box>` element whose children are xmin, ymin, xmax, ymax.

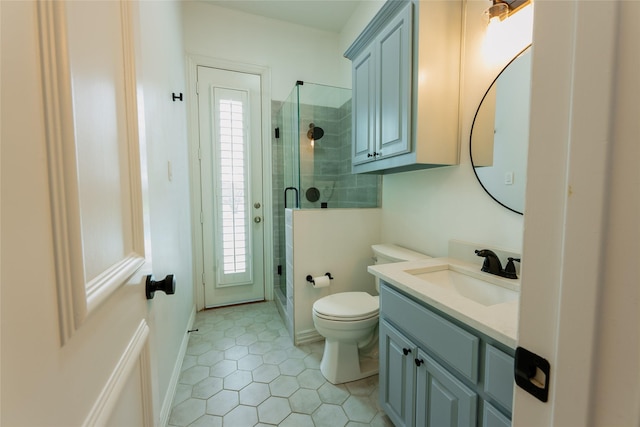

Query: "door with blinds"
<box><xmin>197</xmin><ymin>66</ymin><xmax>265</xmax><ymax>307</ymax></box>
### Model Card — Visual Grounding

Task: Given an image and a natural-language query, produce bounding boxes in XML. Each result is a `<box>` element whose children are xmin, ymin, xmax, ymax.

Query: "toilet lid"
<box><xmin>313</xmin><ymin>292</ymin><xmax>379</xmax><ymax>320</ymax></box>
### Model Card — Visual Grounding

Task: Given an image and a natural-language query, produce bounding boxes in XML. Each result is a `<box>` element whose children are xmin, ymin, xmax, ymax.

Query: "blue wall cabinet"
<box><xmin>351</xmin><ymin>3</ymin><xmax>412</xmax><ymax>167</ymax></box>
<box><xmin>379</xmin><ymin>283</ymin><xmax>515</xmax><ymax>426</ymax></box>
<box><xmin>345</xmin><ymin>0</ymin><xmax>463</xmax><ymax>174</ymax></box>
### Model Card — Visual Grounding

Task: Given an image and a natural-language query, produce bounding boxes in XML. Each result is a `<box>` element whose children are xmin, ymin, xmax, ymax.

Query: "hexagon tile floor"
<box><xmin>168</xmin><ymin>301</ymin><xmax>394</xmax><ymax>427</ymax></box>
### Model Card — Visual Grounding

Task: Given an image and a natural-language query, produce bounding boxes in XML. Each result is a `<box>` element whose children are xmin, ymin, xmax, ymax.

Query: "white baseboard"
<box><xmin>159</xmin><ymin>305</ymin><xmax>196</xmax><ymax>427</ymax></box>
<box><xmin>295</xmin><ymin>328</ymin><xmax>323</xmax><ymax>346</ymax></box>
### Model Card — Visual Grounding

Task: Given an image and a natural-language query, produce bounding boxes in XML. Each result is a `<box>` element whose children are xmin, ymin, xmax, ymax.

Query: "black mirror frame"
<box><xmin>469</xmin><ymin>44</ymin><xmax>532</xmax><ymax>216</ymax></box>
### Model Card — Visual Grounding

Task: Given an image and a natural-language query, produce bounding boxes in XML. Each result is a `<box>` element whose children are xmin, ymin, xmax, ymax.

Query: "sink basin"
<box><xmin>406</xmin><ymin>265</ymin><xmax>519</xmax><ymax>306</ymax></box>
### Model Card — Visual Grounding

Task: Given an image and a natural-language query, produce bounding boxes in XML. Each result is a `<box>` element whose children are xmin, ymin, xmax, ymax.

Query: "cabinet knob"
<box><xmin>402</xmin><ymin>348</ymin><xmax>411</xmax><ymax>356</ymax></box>
<box><xmin>367</xmin><ymin>153</ymin><xmax>373</xmax><ymax>158</ymax></box>
<box><xmin>414</xmin><ymin>358</ymin><xmax>424</xmax><ymax>367</ymax></box>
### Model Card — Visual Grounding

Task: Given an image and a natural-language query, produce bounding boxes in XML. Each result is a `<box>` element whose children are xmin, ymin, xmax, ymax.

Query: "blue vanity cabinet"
<box><xmin>379</xmin><ymin>283</ymin><xmax>515</xmax><ymax>427</ymax></box>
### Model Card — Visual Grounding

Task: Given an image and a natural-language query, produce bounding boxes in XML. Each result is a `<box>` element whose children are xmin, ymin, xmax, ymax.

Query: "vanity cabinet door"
<box><xmin>415</xmin><ymin>350</ymin><xmax>478</xmax><ymax>427</ymax></box>
<box><xmin>380</xmin><ymin>320</ymin><xmax>417</xmax><ymax>427</ymax></box>
<box><xmin>483</xmin><ymin>402</ymin><xmax>512</xmax><ymax>427</ymax></box>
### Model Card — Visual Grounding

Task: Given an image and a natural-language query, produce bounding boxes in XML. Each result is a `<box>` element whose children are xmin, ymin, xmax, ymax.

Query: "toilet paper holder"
<box><xmin>306</xmin><ymin>272</ymin><xmax>334</xmax><ymax>284</ymax></box>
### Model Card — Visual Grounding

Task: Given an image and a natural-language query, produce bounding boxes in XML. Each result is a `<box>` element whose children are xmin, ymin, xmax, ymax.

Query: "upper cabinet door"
<box><xmin>377</xmin><ymin>3</ymin><xmax>412</xmax><ymax>160</ymax></box>
<box><xmin>352</xmin><ymin>47</ymin><xmax>376</xmax><ymax>165</ymax></box>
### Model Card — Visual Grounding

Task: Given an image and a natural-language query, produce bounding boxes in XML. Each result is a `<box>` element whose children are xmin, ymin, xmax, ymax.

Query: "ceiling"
<box><xmin>202</xmin><ymin>0</ymin><xmax>363</xmax><ymax>33</ymax></box>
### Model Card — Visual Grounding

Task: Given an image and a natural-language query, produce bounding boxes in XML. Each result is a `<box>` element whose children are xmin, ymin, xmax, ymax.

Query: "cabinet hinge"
<box><xmin>200</xmin><ymin>211</ymin><xmax>204</xmax><ymax>224</ymax></box>
<box><xmin>196</xmin><ymin>81</ymin><xmax>200</xmax><ymax>95</ymax></box>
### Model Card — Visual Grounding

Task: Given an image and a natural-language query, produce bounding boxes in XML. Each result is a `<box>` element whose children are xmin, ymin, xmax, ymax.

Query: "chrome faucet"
<box><xmin>475</xmin><ymin>249</ymin><xmax>520</xmax><ymax>279</ymax></box>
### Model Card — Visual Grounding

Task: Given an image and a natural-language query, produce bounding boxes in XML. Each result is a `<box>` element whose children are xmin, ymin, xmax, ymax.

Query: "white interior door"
<box><xmin>1</xmin><ymin>1</ymin><xmax>153</xmax><ymax>425</ymax></box>
<box><xmin>197</xmin><ymin>66</ymin><xmax>265</xmax><ymax>307</ymax></box>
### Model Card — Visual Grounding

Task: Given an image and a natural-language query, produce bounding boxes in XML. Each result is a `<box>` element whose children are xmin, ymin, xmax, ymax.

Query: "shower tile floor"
<box><xmin>168</xmin><ymin>301</ymin><xmax>393</xmax><ymax>427</ymax></box>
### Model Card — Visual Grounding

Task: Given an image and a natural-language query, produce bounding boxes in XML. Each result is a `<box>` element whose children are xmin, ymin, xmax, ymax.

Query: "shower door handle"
<box><xmin>284</xmin><ymin>187</ymin><xmax>299</xmax><ymax>209</ymax></box>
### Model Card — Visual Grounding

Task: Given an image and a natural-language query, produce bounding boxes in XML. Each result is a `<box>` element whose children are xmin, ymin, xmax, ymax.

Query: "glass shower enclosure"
<box><xmin>272</xmin><ymin>81</ymin><xmax>381</xmax><ymax>309</ymax></box>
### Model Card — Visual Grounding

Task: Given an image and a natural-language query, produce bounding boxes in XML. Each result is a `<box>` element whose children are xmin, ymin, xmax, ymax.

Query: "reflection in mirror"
<box><xmin>470</xmin><ymin>46</ymin><xmax>532</xmax><ymax>215</ymax></box>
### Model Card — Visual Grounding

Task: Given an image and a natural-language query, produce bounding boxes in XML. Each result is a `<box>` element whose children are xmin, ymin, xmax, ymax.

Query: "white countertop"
<box><xmin>369</xmin><ymin>257</ymin><xmax>520</xmax><ymax>348</ymax></box>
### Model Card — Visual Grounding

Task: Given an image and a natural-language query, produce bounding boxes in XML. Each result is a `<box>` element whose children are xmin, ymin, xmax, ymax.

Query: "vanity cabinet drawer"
<box><xmin>380</xmin><ymin>285</ymin><xmax>479</xmax><ymax>383</ymax></box>
<box><xmin>484</xmin><ymin>344</ymin><xmax>515</xmax><ymax>412</ymax></box>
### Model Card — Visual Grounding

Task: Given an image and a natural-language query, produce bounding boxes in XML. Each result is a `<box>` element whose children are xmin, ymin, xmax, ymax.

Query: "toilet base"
<box><xmin>319</xmin><ymin>338</ymin><xmax>379</xmax><ymax>384</ymax></box>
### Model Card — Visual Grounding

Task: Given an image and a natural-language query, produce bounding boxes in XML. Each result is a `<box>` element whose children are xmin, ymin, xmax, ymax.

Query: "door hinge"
<box><xmin>198</xmin><ymin>146</ymin><xmax>202</xmax><ymax>160</ymax></box>
<box><xmin>201</xmin><ymin>272</ymin><xmax>205</xmax><ymax>285</ymax></box>
<box><xmin>196</xmin><ymin>81</ymin><xmax>200</xmax><ymax>95</ymax></box>
<box><xmin>200</xmin><ymin>211</ymin><xmax>204</xmax><ymax>224</ymax></box>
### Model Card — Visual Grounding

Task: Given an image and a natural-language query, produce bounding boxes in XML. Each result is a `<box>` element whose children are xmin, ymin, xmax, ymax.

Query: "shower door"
<box><xmin>275</xmin><ymin>86</ymin><xmax>301</xmax><ymax>300</ymax></box>
<box><xmin>197</xmin><ymin>66</ymin><xmax>265</xmax><ymax>307</ymax></box>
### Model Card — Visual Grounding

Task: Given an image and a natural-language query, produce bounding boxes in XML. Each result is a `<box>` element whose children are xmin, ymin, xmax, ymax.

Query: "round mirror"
<box><xmin>470</xmin><ymin>46</ymin><xmax>532</xmax><ymax>215</ymax></box>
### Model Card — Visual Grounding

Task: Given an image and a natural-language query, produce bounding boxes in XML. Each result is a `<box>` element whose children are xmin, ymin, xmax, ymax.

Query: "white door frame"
<box><xmin>514</xmin><ymin>1</ymin><xmax>620</xmax><ymax>425</ymax></box>
<box><xmin>186</xmin><ymin>54</ymin><xmax>273</xmax><ymax>311</ymax></box>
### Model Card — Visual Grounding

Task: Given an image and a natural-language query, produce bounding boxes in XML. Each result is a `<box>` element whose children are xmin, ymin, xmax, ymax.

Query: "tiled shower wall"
<box><xmin>298</xmin><ymin>101</ymin><xmax>381</xmax><ymax>209</ymax></box>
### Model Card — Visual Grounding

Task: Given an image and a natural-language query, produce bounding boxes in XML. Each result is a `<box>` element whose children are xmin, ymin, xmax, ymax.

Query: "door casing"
<box><xmin>186</xmin><ymin>55</ymin><xmax>273</xmax><ymax>311</ymax></box>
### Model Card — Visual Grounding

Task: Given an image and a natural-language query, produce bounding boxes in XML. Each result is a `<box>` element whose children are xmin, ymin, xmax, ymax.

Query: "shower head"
<box><xmin>307</xmin><ymin>123</ymin><xmax>324</xmax><ymax>142</ymax></box>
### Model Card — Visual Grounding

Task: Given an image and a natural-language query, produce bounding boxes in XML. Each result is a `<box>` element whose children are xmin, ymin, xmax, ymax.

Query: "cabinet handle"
<box><xmin>402</xmin><ymin>348</ymin><xmax>411</xmax><ymax>356</ymax></box>
<box><xmin>367</xmin><ymin>153</ymin><xmax>373</xmax><ymax>158</ymax></box>
<box><xmin>414</xmin><ymin>358</ymin><xmax>424</xmax><ymax>367</ymax></box>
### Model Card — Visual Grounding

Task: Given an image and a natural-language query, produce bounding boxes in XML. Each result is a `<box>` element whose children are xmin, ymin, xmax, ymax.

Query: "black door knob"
<box><xmin>403</xmin><ymin>348</ymin><xmax>412</xmax><ymax>356</ymax></box>
<box><xmin>146</xmin><ymin>274</ymin><xmax>176</xmax><ymax>299</ymax></box>
<box><xmin>415</xmin><ymin>358</ymin><xmax>424</xmax><ymax>367</ymax></box>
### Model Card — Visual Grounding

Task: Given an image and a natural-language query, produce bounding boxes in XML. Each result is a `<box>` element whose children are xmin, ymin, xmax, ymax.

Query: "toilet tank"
<box><xmin>371</xmin><ymin>244</ymin><xmax>430</xmax><ymax>292</ymax></box>
<box><xmin>372</xmin><ymin>244</ymin><xmax>430</xmax><ymax>265</ymax></box>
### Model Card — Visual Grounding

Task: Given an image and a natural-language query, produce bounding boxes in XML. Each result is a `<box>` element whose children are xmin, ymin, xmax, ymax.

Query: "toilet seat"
<box><xmin>313</xmin><ymin>292</ymin><xmax>379</xmax><ymax>321</ymax></box>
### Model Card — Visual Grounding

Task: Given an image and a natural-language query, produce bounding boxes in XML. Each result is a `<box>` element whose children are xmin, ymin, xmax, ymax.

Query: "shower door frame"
<box><xmin>274</xmin><ymin>84</ymin><xmax>302</xmax><ymax>304</ymax></box>
<box><xmin>186</xmin><ymin>54</ymin><xmax>274</xmax><ymax>311</ymax></box>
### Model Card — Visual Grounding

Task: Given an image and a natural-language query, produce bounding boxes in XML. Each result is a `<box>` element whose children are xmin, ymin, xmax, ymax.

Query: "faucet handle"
<box><xmin>504</xmin><ymin>257</ymin><xmax>521</xmax><ymax>279</ymax></box>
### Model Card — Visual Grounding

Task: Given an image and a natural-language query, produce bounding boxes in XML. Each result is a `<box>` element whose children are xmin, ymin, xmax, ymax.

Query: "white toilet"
<box><xmin>312</xmin><ymin>244</ymin><xmax>430</xmax><ymax>384</ymax></box>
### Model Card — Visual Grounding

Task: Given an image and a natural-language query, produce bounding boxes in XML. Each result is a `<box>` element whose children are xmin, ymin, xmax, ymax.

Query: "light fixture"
<box><xmin>485</xmin><ymin>0</ymin><xmax>509</xmax><ymax>24</ymax></box>
<box><xmin>482</xmin><ymin>0</ymin><xmax>534</xmax><ymax>65</ymax></box>
<box><xmin>484</xmin><ymin>0</ymin><xmax>531</xmax><ymax>24</ymax></box>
